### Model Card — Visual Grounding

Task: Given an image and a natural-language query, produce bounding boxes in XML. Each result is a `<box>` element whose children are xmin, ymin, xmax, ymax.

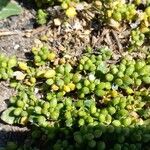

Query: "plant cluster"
<box><xmin>0</xmin><ymin>46</ymin><xmax>150</xmax><ymax>149</ymax></box>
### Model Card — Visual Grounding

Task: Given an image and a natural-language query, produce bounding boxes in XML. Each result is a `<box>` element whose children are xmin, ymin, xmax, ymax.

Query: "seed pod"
<box><xmin>44</xmin><ymin>69</ymin><xmax>56</xmax><ymax>78</ymax></box>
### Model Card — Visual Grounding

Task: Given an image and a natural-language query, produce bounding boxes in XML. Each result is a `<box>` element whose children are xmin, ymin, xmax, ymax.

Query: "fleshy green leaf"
<box><xmin>0</xmin><ymin>2</ymin><xmax>22</xmax><ymax>20</ymax></box>
<box><xmin>1</xmin><ymin>107</ymin><xmax>16</xmax><ymax>124</ymax></box>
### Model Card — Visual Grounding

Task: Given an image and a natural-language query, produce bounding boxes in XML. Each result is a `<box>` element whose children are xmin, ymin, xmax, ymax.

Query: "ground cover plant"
<box><xmin>0</xmin><ymin>0</ymin><xmax>150</xmax><ymax>150</ymax></box>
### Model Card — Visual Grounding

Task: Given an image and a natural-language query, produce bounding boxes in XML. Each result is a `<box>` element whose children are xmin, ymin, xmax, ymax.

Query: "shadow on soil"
<box><xmin>0</xmin><ymin>124</ymin><xmax>150</xmax><ymax>150</ymax></box>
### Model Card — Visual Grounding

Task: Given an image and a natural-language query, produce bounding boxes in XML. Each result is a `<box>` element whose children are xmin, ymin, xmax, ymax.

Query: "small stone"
<box><xmin>14</xmin><ymin>44</ymin><xmax>20</xmax><ymax>50</ymax></box>
<box><xmin>54</xmin><ymin>18</ymin><xmax>61</xmax><ymax>26</ymax></box>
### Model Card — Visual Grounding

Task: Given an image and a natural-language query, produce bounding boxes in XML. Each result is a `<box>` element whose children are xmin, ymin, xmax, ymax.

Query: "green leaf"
<box><xmin>0</xmin><ymin>2</ymin><xmax>22</xmax><ymax>20</ymax></box>
<box><xmin>1</xmin><ymin>107</ymin><xmax>16</xmax><ymax>124</ymax></box>
<box><xmin>97</xmin><ymin>62</ymin><xmax>109</xmax><ymax>74</ymax></box>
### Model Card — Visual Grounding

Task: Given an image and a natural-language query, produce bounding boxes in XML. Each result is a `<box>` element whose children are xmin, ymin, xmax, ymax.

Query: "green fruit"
<box><xmin>72</xmin><ymin>73</ymin><xmax>82</xmax><ymax>83</ymax></box>
<box><xmin>99</xmin><ymin>114</ymin><xmax>106</xmax><ymax>123</ymax></box>
<box><xmin>123</xmin><ymin>76</ymin><xmax>133</xmax><ymax>85</ymax></box>
<box><xmin>88</xmin><ymin>140</ymin><xmax>96</xmax><ymax>148</ymax></box>
<box><xmin>117</xmin><ymin>71</ymin><xmax>124</xmax><ymax>78</ymax></box>
<box><xmin>122</xmin><ymin>117</ymin><xmax>132</xmax><ymax>126</ymax></box>
<box><xmin>112</xmin><ymin>120</ymin><xmax>121</xmax><ymax>127</ymax></box>
<box><xmin>46</xmin><ymin>79</ymin><xmax>54</xmax><ymax>85</ymax></box>
<box><xmin>108</xmin><ymin>106</ymin><xmax>116</xmax><ymax>115</ymax></box>
<box><xmin>35</xmin><ymin>106</ymin><xmax>42</xmax><ymax>114</ymax></box>
<box><xmin>64</xmin><ymin>63</ymin><xmax>72</xmax><ymax>74</ymax></box>
<box><xmin>78</xmin><ymin>119</ymin><xmax>85</xmax><ymax>126</ymax></box>
<box><xmin>51</xmin><ymin>111</ymin><xmax>59</xmax><ymax>120</ymax></box>
<box><xmin>47</xmin><ymin>52</ymin><xmax>56</xmax><ymax>61</ymax></box>
<box><xmin>34</xmin><ymin>55</ymin><xmax>41</xmax><ymax>63</ymax></box>
<box><xmin>84</xmin><ymin>79</ymin><xmax>90</xmax><ymax>86</ymax></box>
<box><xmin>94</xmin><ymin>129</ymin><xmax>102</xmax><ymax>138</ymax></box>
<box><xmin>95</xmin><ymin>89</ymin><xmax>106</xmax><ymax>97</ymax></box>
<box><xmin>119</xmin><ymin>64</ymin><xmax>126</xmax><ymax>72</ymax></box>
<box><xmin>14</xmin><ymin>108</ymin><xmax>22</xmax><ymax>116</ymax></box>
<box><xmin>105</xmin><ymin>73</ymin><xmax>114</xmax><ymax>81</ymax></box>
<box><xmin>37</xmin><ymin>115</ymin><xmax>46</xmax><ymax>126</ymax></box>
<box><xmin>56</xmin><ymin>79</ymin><xmax>64</xmax><ymax>88</ymax></box>
<box><xmin>82</xmin><ymin>87</ymin><xmax>90</xmax><ymax>94</ymax></box>
<box><xmin>49</xmin><ymin>98</ymin><xmax>57</xmax><ymax>107</ymax></box>
<box><xmin>74</xmin><ymin>133</ymin><xmax>83</xmax><ymax>144</ymax></box>
<box><xmin>135</xmin><ymin>78</ymin><xmax>142</xmax><ymax>86</ymax></box>
<box><xmin>76</xmin><ymin>83</ymin><xmax>82</xmax><ymax>90</ymax></box>
<box><xmin>56</xmin><ymin>65</ymin><xmax>65</xmax><ymax>74</ymax></box>
<box><xmin>44</xmin><ymin>69</ymin><xmax>56</xmax><ymax>78</ymax></box>
<box><xmin>97</xmin><ymin>82</ymin><xmax>105</xmax><ymax>90</ymax></box>
<box><xmin>90</xmin><ymin>105</ymin><xmax>96</xmax><ymax>114</ymax></box>
<box><xmin>97</xmin><ymin>141</ymin><xmax>106</xmax><ymax>150</ymax></box>
<box><xmin>145</xmin><ymin>6</ymin><xmax>150</xmax><ymax>16</ymax></box>
<box><xmin>111</xmin><ymin>66</ymin><xmax>118</xmax><ymax>75</ymax></box>
<box><xmin>105</xmin><ymin>82</ymin><xmax>111</xmax><ymax>90</ymax></box>
<box><xmin>135</xmin><ymin>61</ymin><xmax>146</xmax><ymax>70</ymax></box>
<box><xmin>112</xmin><ymin>12</ymin><xmax>122</xmax><ymax>21</ymax></box>
<box><xmin>125</xmin><ymin>66</ymin><xmax>135</xmax><ymax>76</ymax></box>
<box><xmin>16</xmin><ymin>100</ymin><xmax>24</xmax><ymax>108</ymax></box>
<box><xmin>115</xmin><ymin>78</ymin><xmax>123</xmax><ymax>86</ymax></box>
<box><xmin>8</xmin><ymin>56</ymin><xmax>17</xmax><ymax>68</ymax></box>
<box><xmin>142</xmin><ymin>76</ymin><xmax>150</xmax><ymax>84</ymax></box>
